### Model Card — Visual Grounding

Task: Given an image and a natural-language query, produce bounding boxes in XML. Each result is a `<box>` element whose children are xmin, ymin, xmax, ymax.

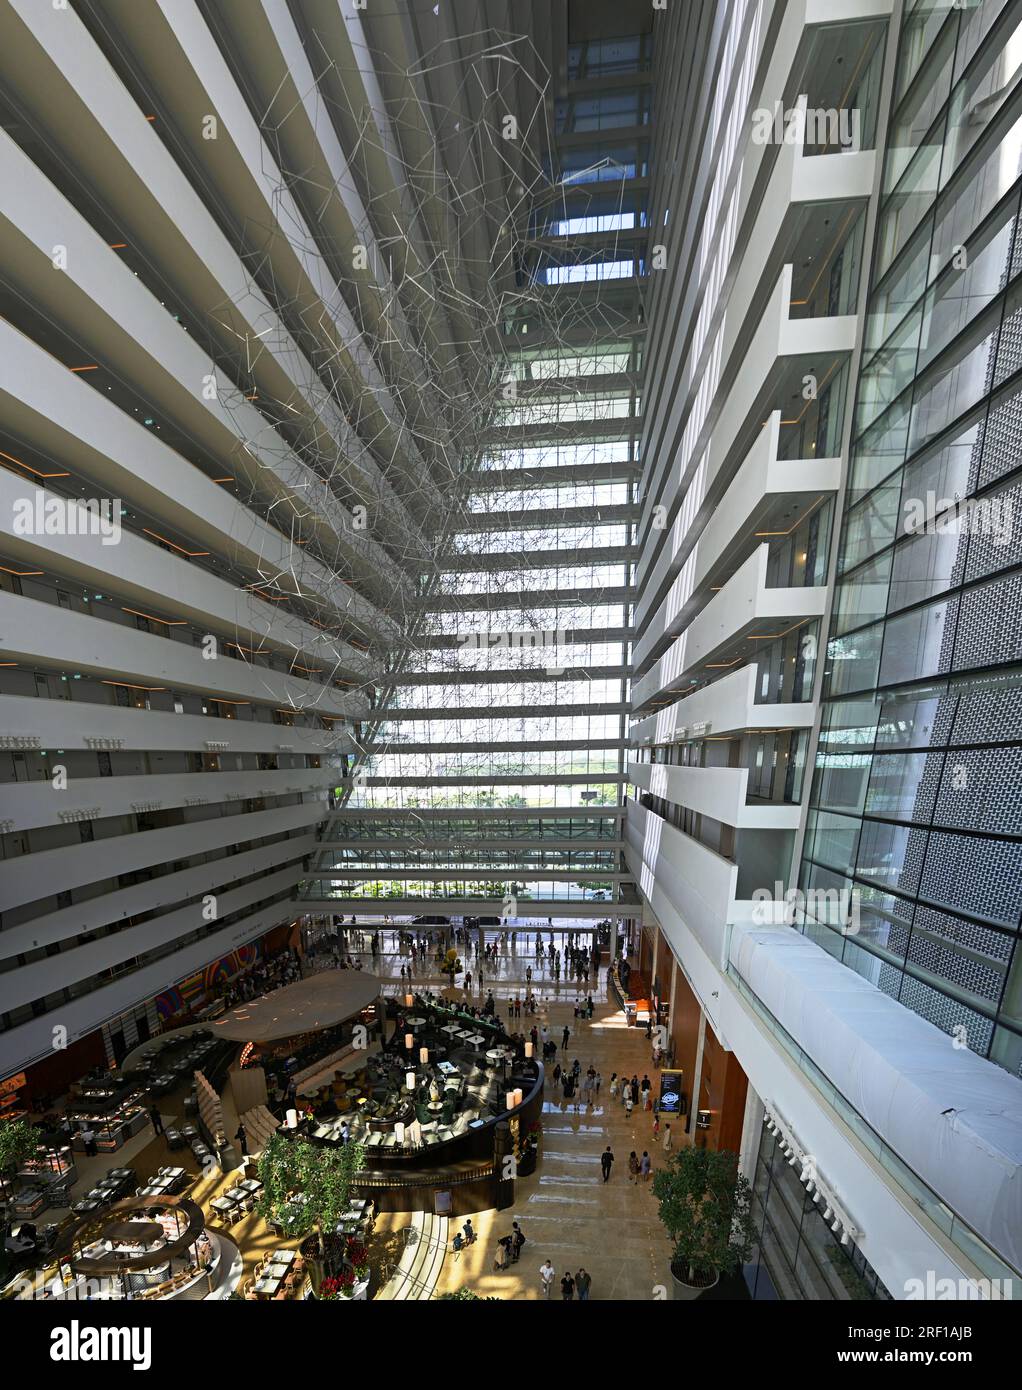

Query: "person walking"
<box><xmin>600</xmin><ymin>1145</ymin><xmax>615</xmax><ymax>1182</ymax></box>
<box><xmin>540</xmin><ymin>1259</ymin><xmax>555</xmax><ymax>1299</ymax></box>
<box><xmin>562</xmin><ymin>1025</ymin><xmax>570</xmax><ymax>1051</ymax></box>
<box><xmin>640</xmin><ymin>1150</ymin><xmax>652</xmax><ymax>1182</ymax></box>
<box><xmin>662</xmin><ymin>1123</ymin><xmax>673</xmax><ymax>1153</ymax></box>
<box><xmin>576</xmin><ymin>1267</ymin><xmax>592</xmax><ymax>1301</ymax></box>
<box><xmin>560</xmin><ymin>1270</ymin><xmax>575</xmax><ymax>1300</ymax></box>
<box><xmin>148</xmin><ymin>1104</ymin><xmax>164</xmax><ymax>1136</ymax></box>
<box><xmin>641</xmin><ymin>1074</ymin><xmax>652</xmax><ymax>1110</ymax></box>
<box><xmin>235</xmin><ymin>1122</ymin><xmax>249</xmax><ymax>1157</ymax></box>
<box><xmin>609</xmin><ymin>1072</ymin><xmax>618</xmax><ymax>1099</ymax></box>
<box><xmin>624</xmin><ymin>1089</ymin><xmax>634</xmax><ymax>1119</ymax></box>
<box><xmin>511</xmin><ymin>1222</ymin><xmax>525</xmax><ymax>1263</ymax></box>
<box><xmin>628</xmin><ymin>1150</ymin><xmax>640</xmax><ymax>1184</ymax></box>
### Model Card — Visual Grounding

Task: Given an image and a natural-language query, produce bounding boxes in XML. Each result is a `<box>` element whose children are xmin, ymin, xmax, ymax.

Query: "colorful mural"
<box><xmin>153</xmin><ymin>943</ymin><xmax>260</xmax><ymax>1021</ymax></box>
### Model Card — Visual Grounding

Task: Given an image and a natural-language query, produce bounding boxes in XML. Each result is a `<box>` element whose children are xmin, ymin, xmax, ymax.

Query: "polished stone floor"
<box><xmin>363</xmin><ymin>933</ymin><xmax>676</xmax><ymax>1300</ymax></box>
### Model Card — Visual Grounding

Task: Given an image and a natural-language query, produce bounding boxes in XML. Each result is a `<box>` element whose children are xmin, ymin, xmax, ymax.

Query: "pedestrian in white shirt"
<box><xmin>540</xmin><ymin>1259</ymin><xmax>555</xmax><ymax>1299</ymax></box>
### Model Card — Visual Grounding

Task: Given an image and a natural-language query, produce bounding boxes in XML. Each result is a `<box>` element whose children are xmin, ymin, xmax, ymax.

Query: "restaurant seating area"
<box><xmin>71</xmin><ymin>1164</ymin><xmax>193</xmax><ymax>1218</ymax></box>
<box><xmin>292</xmin><ymin>992</ymin><xmax>536</xmax><ymax>1160</ymax></box>
<box><xmin>241</xmin><ymin>1247</ymin><xmax>306</xmax><ymax>1300</ymax></box>
<box><xmin>208</xmin><ymin>1178</ymin><xmax>263</xmax><ymax>1228</ymax></box>
<box><xmin>14</xmin><ymin>1195</ymin><xmax>219</xmax><ymax>1302</ymax></box>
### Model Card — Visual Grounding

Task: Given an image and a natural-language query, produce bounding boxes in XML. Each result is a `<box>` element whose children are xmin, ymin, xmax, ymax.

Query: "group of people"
<box><xmin>551</xmin><ymin>1059</ymin><xmax>602</xmax><ymax>1111</ymax></box>
<box><xmin>539</xmin><ymin>1260</ymin><xmax>592</xmax><ymax>1300</ymax></box>
<box><xmin>608</xmin><ymin>1072</ymin><xmax>653</xmax><ymax>1117</ymax></box>
<box><xmin>600</xmin><ymin>1143</ymin><xmax>660</xmax><ymax>1183</ymax></box>
<box><xmin>213</xmin><ymin>946</ymin><xmax>302</xmax><ymax>1009</ymax></box>
<box><xmin>504</xmin><ymin>992</ymin><xmax>543</xmax><ymax>1020</ymax></box>
<box><xmin>492</xmin><ymin>1220</ymin><xmax>526</xmax><ymax>1269</ymax></box>
<box><xmin>573</xmin><ymin>995</ymin><xmax>595</xmax><ymax>1022</ymax></box>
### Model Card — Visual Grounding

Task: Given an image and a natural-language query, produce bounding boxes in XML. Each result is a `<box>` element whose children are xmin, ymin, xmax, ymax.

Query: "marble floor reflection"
<box><xmin>356</xmin><ymin>934</ymin><xmax>675</xmax><ymax>1300</ymax></box>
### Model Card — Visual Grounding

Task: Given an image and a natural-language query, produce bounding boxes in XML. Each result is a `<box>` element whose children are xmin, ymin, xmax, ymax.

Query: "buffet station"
<box><xmin>65</xmin><ymin>1075</ymin><xmax>149</xmax><ymax>1154</ymax></box>
<box><xmin>9</xmin><ymin>1144</ymin><xmax>78</xmax><ymax>1219</ymax></box>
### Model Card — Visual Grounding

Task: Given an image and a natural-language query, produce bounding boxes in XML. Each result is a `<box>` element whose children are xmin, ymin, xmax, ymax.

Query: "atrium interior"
<box><xmin>0</xmin><ymin>0</ymin><xmax>1021</xmax><ymax>1322</ymax></box>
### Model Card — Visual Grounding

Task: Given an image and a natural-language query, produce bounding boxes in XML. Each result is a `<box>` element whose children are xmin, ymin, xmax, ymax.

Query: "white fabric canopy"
<box><xmin>730</xmin><ymin>925</ymin><xmax>1022</xmax><ymax>1274</ymax></box>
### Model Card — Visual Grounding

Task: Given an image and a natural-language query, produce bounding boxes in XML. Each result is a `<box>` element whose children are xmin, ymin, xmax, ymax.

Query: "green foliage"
<box><xmin>257</xmin><ymin>1132</ymin><xmax>367</xmax><ymax>1240</ymax></box>
<box><xmin>651</xmin><ymin>1147</ymin><xmax>758</xmax><ymax>1286</ymax></box>
<box><xmin>0</xmin><ymin>1118</ymin><xmax>38</xmax><ymax>1194</ymax></box>
<box><xmin>434</xmin><ymin>1286</ymin><xmax>501</xmax><ymax>1301</ymax></box>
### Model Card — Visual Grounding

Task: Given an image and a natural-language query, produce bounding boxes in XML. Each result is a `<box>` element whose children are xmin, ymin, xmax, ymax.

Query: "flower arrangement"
<box><xmin>345</xmin><ymin>1237</ymin><xmax>369</xmax><ymax>1281</ymax></box>
<box><xmin>318</xmin><ymin>1273</ymin><xmax>354</xmax><ymax>1301</ymax></box>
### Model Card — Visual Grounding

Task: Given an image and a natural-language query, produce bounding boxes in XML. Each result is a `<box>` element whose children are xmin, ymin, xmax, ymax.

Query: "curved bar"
<box><xmin>53</xmin><ymin>1195</ymin><xmax>207</xmax><ymax>1275</ymax></box>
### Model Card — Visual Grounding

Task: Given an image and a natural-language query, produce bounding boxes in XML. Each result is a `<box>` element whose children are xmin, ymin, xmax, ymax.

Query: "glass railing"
<box><xmin>727</xmin><ymin>960</ymin><xmax>1021</xmax><ymax>1288</ymax></box>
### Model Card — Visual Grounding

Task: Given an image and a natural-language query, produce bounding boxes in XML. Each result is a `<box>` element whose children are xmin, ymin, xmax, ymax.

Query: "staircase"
<box><xmin>375</xmin><ymin>1211</ymin><xmax>449</xmax><ymax>1300</ymax></box>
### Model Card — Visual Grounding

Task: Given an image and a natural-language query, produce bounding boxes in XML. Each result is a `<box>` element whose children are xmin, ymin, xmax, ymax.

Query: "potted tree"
<box><xmin>257</xmin><ymin>1133</ymin><xmax>367</xmax><ymax>1296</ymax></box>
<box><xmin>0</xmin><ymin>1117</ymin><xmax>39</xmax><ymax>1205</ymax></box>
<box><xmin>651</xmin><ymin>1147</ymin><xmax>757</xmax><ymax>1300</ymax></box>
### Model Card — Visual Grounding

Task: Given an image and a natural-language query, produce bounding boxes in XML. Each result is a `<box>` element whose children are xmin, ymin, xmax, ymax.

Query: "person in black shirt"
<box><xmin>561</xmin><ymin>1271</ymin><xmax>575</xmax><ymax>1300</ymax></box>
<box><xmin>511</xmin><ymin>1221</ymin><xmax>525</xmax><ymax>1262</ymax></box>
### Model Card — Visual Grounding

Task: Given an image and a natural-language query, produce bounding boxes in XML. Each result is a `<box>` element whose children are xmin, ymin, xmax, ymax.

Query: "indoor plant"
<box><xmin>0</xmin><ymin>1117</ymin><xmax>39</xmax><ymax>1203</ymax></box>
<box><xmin>651</xmin><ymin>1146</ymin><xmax>758</xmax><ymax>1299</ymax></box>
<box><xmin>257</xmin><ymin>1131</ymin><xmax>367</xmax><ymax>1291</ymax></box>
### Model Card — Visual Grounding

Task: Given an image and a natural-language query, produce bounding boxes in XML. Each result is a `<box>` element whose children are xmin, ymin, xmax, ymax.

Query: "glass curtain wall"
<box><xmin>798</xmin><ymin>0</ymin><xmax>1022</xmax><ymax>1076</ymax></box>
